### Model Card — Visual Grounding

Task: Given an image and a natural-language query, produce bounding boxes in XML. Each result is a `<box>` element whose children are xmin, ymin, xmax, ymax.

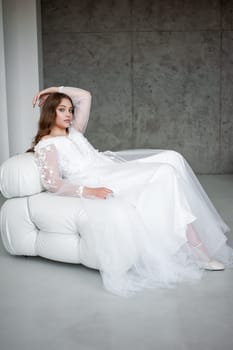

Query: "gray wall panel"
<box><xmin>42</xmin><ymin>0</ymin><xmax>131</xmax><ymax>32</ymax></box>
<box><xmin>132</xmin><ymin>0</ymin><xmax>220</xmax><ymax>31</ymax></box>
<box><xmin>133</xmin><ymin>31</ymin><xmax>220</xmax><ymax>172</ymax></box>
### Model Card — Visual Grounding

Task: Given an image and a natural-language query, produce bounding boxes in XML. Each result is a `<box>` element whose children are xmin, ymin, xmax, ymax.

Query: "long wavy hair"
<box><xmin>27</xmin><ymin>92</ymin><xmax>74</xmax><ymax>152</ymax></box>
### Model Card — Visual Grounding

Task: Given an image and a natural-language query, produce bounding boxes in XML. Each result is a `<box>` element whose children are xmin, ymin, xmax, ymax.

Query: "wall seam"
<box><xmin>42</xmin><ymin>30</ymin><xmax>226</xmax><ymax>34</ymax></box>
<box><xmin>130</xmin><ymin>0</ymin><xmax>135</xmax><ymax>148</ymax></box>
<box><xmin>219</xmin><ymin>0</ymin><xmax>223</xmax><ymax>173</ymax></box>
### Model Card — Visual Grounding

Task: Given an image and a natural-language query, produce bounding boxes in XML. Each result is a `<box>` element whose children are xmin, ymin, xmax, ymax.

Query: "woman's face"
<box><xmin>55</xmin><ymin>98</ymin><xmax>73</xmax><ymax>129</ymax></box>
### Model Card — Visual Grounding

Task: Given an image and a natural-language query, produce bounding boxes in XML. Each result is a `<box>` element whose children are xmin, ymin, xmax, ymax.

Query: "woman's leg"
<box><xmin>137</xmin><ymin>150</ymin><xmax>185</xmax><ymax>177</ymax></box>
<box><xmin>186</xmin><ymin>223</ymin><xmax>210</xmax><ymax>259</ymax></box>
<box><xmin>186</xmin><ymin>224</ymin><xmax>224</xmax><ymax>270</ymax></box>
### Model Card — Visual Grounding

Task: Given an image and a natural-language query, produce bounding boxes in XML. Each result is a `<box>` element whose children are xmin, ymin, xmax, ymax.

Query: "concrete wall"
<box><xmin>41</xmin><ymin>0</ymin><xmax>233</xmax><ymax>174</ymax></box>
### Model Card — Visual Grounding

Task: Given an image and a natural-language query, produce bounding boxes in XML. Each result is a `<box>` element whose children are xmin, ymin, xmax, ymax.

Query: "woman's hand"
<box><xmin>83</xmin><ymin>186</ymin><xmax>114</xmax><ymax>200</ymax></box>
<box><xmin>32</xmin><ymin>86</ymin><xmax>59</xmax><ymax>108</ymax></box>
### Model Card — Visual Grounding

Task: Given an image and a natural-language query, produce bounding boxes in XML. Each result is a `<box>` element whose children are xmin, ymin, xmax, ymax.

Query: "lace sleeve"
<box><xmin>59</xmin><ymin>86</ymin><xmax>92</xmax><ymax>134</ymax></box>
<box><xmin>35</xmin><ymin>143</ymin><xmax>84</xmax><ymax>197</ymax></box>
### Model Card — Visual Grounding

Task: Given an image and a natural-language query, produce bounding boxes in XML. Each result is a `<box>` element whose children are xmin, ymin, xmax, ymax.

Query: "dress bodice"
<box><xmin>35</xmin><ymin>127</ymin><xmax>114</xmax><ymax>179</ymax></box>
<box><xmin>35</xmin><ymin>127</ymin><xmax>118</xmax><ymax>184</ymax></box>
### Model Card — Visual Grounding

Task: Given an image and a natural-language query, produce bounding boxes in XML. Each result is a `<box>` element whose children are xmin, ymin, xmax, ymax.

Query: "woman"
<box><xmin>30</xmin><ymin>86</ymin><xmax>232</xmax><ymax>297</ymax></box>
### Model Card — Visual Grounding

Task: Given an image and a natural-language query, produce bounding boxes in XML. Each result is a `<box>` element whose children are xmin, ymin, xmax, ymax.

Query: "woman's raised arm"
<box><xmin>32</xmin><ymin>86</ymin><xmax>92</xmax><ymax>134</ymax></box>
<box><xmin>58</xmin><ymin>86</ymin><xmax>92</xmax><ymax>134</ymax></box>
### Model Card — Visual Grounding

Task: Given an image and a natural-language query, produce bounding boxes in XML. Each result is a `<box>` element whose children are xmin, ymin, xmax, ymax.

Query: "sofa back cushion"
<box><xmin>0</xmin><ymin>152</ymin><xmax>43</xmax><ymax>198</ymax></box>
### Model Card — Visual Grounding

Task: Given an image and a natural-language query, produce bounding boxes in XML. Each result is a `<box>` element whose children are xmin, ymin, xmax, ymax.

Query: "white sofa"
<box><xmin>0</xmin><ymin>149</ymin><xmax>158</xmax><ymax>269</ymax></box>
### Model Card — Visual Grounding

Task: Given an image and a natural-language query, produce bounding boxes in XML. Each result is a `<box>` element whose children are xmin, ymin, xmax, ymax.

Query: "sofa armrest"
<box><xmin>0</xmin><ymin>153</ymin><xmax>43</xmax><ymax>198</ymax></box>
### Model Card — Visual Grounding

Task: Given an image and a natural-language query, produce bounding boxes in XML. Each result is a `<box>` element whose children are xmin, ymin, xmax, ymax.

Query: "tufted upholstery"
<box><xmin>0</xmin><ymin>149</ymin><xmax>157</xmax><ymax>268</ymax></box>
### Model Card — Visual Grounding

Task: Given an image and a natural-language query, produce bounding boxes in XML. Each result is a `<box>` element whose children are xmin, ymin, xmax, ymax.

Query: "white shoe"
<box><xmin>189</xmin><ymin>242</ymin><xmax>225</xmax><ymax>271</ymax></box>
<box><xmin>200</xmin><ymin>259</ymin><xmax>225</xmax><ymax>271</ymax></box>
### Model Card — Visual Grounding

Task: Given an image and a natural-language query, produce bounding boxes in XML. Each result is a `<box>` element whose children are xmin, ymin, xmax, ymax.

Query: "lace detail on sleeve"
<box><xmin>59</xmin><ymin>86</ymin><xmax>91</xmax><ymax>134</ymax></box>
<box><xmin>35</xmin><ymin>143</ymin><xmax>84</xmax><ymax>197</ymax></box>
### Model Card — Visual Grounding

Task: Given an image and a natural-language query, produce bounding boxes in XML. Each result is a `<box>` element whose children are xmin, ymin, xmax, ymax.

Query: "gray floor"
<box><xmin>1</xmin><ymin>175</ymin><xmax>233</xmax><ymax>350</ymax></box>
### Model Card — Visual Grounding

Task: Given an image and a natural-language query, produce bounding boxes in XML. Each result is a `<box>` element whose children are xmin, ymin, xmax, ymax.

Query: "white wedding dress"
<box><xmin>34</xmin><ymin>86</ymin><xmax>233</xmax><ymax>297</ymax></box>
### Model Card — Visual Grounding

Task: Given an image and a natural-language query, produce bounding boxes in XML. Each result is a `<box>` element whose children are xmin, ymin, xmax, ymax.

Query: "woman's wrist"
<box><xmin>81</xmin><ymin>186</ymin><xmax>93</xmax><ymax>198</ymax></box>
<box><xmin>76</xmin><ymin>185</ymin><xmax>84</xmax><ymax>197</ymax></box>
<box><xmin>32</xmin><ymin>87</ymin><xmax>60</xmax><ymax>107</ymax></box>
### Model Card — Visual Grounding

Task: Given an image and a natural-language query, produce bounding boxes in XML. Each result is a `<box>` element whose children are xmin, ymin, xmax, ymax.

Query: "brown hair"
<box><xmin>27</xmin><ymin>92</ymin><xmax>73</xmax><ymax>152</ymax></box>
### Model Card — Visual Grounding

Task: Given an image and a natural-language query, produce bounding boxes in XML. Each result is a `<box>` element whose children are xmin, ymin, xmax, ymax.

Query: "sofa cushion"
<box><xmin>0</xmin><ymin>152</ymin><xmax>43</xmax><ymax>198</ymax></box>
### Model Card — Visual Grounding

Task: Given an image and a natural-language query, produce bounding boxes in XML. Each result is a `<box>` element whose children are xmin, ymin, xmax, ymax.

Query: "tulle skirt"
<box><xmin>72</xmin><ymin>150</ymin><xmax>233</xmax><ymax>297</ymax></box>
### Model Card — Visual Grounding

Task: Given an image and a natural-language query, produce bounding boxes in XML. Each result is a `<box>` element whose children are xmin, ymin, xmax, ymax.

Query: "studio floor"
<box><xmin>1</xmin><ymin>175</ymin><xmax>233</xmax><ymax>350</ymax></box>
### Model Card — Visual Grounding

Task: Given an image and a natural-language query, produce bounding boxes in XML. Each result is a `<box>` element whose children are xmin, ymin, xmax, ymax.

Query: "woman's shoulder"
<box><xmin>41</xmin><ymin>135</ymin><xmax>54</xmax><ymax>141</ymax></box>
<box><xmin>35</xmin><ymin>135</ymin><xmax>69</xmax><ymax>151</ymax></box>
